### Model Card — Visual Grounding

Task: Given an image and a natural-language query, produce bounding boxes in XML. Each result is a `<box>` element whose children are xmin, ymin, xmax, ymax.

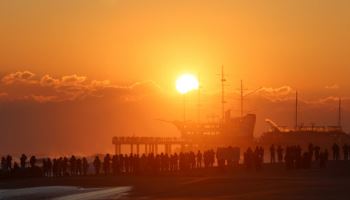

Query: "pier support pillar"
<box><xmin>114</xmin><ymin>144</ymin><xmax>119</xmax><ymax>155</ymax></box>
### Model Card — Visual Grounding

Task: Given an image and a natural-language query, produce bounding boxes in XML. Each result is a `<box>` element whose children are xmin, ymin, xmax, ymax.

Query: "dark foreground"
<box><xmin>1</xmin><ymin>162</ymin><xmax>350</xmax><ymax>200</ymax></box>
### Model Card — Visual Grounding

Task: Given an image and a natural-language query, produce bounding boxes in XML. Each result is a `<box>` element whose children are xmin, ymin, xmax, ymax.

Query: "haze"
<box><xmin>1</xmin><ymin>0</ymin><xmax>350</xmax><ymax>155</ymax></box>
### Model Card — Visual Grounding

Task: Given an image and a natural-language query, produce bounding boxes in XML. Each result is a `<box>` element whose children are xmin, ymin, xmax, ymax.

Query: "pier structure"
<box><xmin>112</xmin><ymin>136</ymin><xmax>187</xmax><ymax>155</ymax></box>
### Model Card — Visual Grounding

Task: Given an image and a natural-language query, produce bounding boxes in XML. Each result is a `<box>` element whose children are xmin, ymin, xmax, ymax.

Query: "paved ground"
<box><xmin>1</xmin><ymin>162</ymin><xmax>350</xmax><ymax>199</ymax></box>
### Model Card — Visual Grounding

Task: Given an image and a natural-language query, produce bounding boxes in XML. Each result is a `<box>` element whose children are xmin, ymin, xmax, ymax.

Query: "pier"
<box><xmin>112</xmin><ymin>136</ymin><xmax>187</xmax><ymax>155</ymax></box>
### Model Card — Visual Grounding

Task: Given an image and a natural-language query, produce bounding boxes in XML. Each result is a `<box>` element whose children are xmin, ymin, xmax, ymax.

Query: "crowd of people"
<box><xmin>266</xmin><ymin>143</ymin><xmax>346</xmax><ymax>169</ymax></box>
<box><xmin>240</xmin><ymin>143</ymin><xmax>348</xmax><ymax>171</ymax></box>
<box><xmin>0</xmin><ymin>148</ymin><xmax>239</xmax><ymax>178</ymax></box>
<box><xmin>0</xmin><ymin>143</ymin><xmax>349</xmax><ymax>178</ymax></box>
<box><xmin>90</xmin><ymin>150</ymin><xmax>219</xmax><ymax>176</ymax></box>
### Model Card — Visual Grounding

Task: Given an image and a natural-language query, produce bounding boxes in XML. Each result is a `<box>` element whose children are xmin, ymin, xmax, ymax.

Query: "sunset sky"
<box><xmin>1</xmin><ymin>0</ymin><xmax>350</xmax><ymax>155</ymax></box>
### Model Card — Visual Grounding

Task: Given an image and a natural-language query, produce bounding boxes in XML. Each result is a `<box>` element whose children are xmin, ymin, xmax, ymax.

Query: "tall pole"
<box><xmin>295</xmin><ymin>91</ymin><xmax>298</xmax><ymax>130</ymax></box>
<box><xmin>183</xmin><ymin>94</ymin><xmax>186</xmax><ymax>122</ymax></box>
<box><xmin>221</xmin><ymin>65</ymin><xmax>226</xmax><ymax>122</ymax></box>
<box><xmin>338</xmin><ymin>97</ymin><xmax>342</xmax><ymax>128</ymax></box>
<box><xmin>197</xmin><ymin>74</ymin><xmax>201</xmax><ymax>123</ymax></box>
<box><xmin>241</xmin><ymin>80</ymin><xmax>243</xmax><ymax>118</ymax></box>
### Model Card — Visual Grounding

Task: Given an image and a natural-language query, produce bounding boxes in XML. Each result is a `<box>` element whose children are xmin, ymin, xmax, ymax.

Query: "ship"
<box><xmin>159</xmin><ymin>111</ymin><xmax>256</xmax><ymax>149</ymax></box>
<box><xmin>259</xmin><ymin>119</ymin><xmax>349</xmax><ymax>148</ymax></box>
<box><xmin>258</xmin><ymin>93</ymin><xmax>350</xmax><ymax>148</ymax></box>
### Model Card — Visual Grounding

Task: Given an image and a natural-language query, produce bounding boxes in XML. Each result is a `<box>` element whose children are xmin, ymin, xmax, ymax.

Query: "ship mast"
<box><xmin>295</xmin><ymin>91</ymin><xmax>298</xmax><ymax>130</ymax></box>
<box><xmin>338</xmin><ymin>97</ymin><xmax>342</xmax><ymax>128</ymax></box>
<box><xmin>221</xmin><ymin>65</ymin><xmax>226</xmax><ymax>123</ymax></box>
<box><xmin>197</xmin><ymin>73</ymin><xmax>201</xmax><ymax>123</ymax></box>
<box><xmin>241</xmin><ymin>80</ymin><xmax>243</xmax><ymax>118</ymax></box>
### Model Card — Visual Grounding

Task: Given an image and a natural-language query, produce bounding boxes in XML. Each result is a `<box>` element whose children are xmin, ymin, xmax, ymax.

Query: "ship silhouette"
<box><xmin>259</xmin><ymin>94</ymin><xmax>350</xmax><ymax>147</ymax></box>
<box><xmin>158</xmin><ymin>112</ymin><xmax>256</xmax><ymax>150</ymax></box>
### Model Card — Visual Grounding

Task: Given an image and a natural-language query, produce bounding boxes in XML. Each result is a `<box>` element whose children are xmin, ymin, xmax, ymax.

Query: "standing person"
<box><xmin>259</xmin><ymin>146</ymin><xmax>265</xmax><ymax>163</ymax></box>
<box><xmin>70</xmin><ymin>156</ymin><xmax>77</xmax><ymax>176</ymax></box>
<box><xmin>47</xmin><ymin>158</ymin><xmax>52</xmax><ymax>177</ymax></box>
<box><xmin>196</xmin><ymin>151</ymin><xmax>202</xmax><ymax>168</ymax></box>
<box><xmin>103</xmin><ymin>154</ymin><xmax>111</xmax><ymax>175</ymax></box>
<box><xmin>29</xmin><ymin>156</ymin><xmax>36</xmax><ymax>168</ymax></box>
<box><xmin>254</xmin><ymin>147</ymin><xmax>262</xmax><ymax>171</ymax></box>
<box><xmin>6</xmin><ymin>155</ymin><xmax>12</xmax><ymax>170</ymax></box>
<box><xmin>332</xmin><ymin>143</ymin><xmax>340</xmax><ymax>160</ymax></box>
<box><xmin>343</xmin><ymin>144</ymin><xmax>348</xmax><ymax>160</ymax></box>
<box><xmin>314</xmin><ymin>146</ymin><xmax>321</xmax><ymax>161</ymax></box>
<box><xmin>20</xmin><ymin>154</ymin><xmax>27</xmax><ymax>168</ymax></box>
<box><xmin>76</xmin><ymin>158</ymin><xmax>82</xmax><ymax>175</ymax></box>
<box><xmin>270</xmin><ymin>144</ymin><xmax>276</xmax><ymax>163</ymax></box>
<box><xmin>93</xmin><ymin>156</ymin><xmax>101</xmax><ymax>175</ymax></box>
<box><xmin>112</xmin><ymin>155</ymin><xmax>118</xmax><ymax>175</ymax></box>
<box><xmin>82</xmin><ymin>157</ymin><xmax>89</xmax><ymax>176</ymax></box>
<box><xmin>277</xmin><ymin>145</ymin><xmax>283</xmax><ymax>163</ymax></box>
<box><xmin>1</xmin><ymin>157</ymin><xmax>6</xmax><ymax>171</ymax></box>
<box><xmin>63</xmin><ymin>157</ymin><xmax>68</xmax><ymax>176</ymax></box>
<box><xmin>308</xmin><ymin>143</ymin><xmax>314</xmax><ymax>161</ymax></box>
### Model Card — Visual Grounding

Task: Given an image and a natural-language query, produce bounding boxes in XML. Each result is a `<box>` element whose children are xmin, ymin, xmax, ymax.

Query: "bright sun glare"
<box><xmin>176</xmin><ymin>74</ymin><xmax>199</xmax><ymax>94</ymax></box>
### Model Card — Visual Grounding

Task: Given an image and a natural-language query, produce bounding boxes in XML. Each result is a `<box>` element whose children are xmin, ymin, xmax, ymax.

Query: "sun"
<box><xmin>176</xmin><ymin>74</ymin><xmax>199</xmax><ymax>94</ymax></box>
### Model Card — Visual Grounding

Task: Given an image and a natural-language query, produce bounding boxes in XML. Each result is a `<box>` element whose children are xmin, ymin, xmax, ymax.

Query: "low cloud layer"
<box><xmin>0</xmin><ymin>71</ymin><xmax>161</xmax><ymax>103</ymax></box>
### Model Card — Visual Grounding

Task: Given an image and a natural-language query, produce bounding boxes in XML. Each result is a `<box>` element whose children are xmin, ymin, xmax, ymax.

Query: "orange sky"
<box><xmin>0</xmin><ymin>0</ymin><xmax>350</xmax><ymax>155</ymax></box>
<box><xmin>2</xmin><ymin>0</ymin><xmax>350</xmax><ymax>90</ymax></box>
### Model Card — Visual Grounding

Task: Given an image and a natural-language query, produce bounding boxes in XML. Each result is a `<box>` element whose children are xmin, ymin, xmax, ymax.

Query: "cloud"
<box><xmin>302</xmin><ymin>96</ymin><xmax>350</xmax><ymax>105</ymax></box>
<box><xmin>1</xmin><ymin>71</ymin><xmax>36</xmax><ymax>85</ymax></box>
<box><xmin>254</xmin><ymin>86</ymin><xmax>295</xmax><ymax>102</ymax></box>
<box><xmin>0</xmin><ymin>71</ymin><xmax>162</xmax><ymax>103</ymax></box>
<box><xmin>31</xmin><ymin>95</ymin><xmax>58</xmax><ymax>103</ymax></box>
<box><xmin>0</xmin><ymin>92</ymin><xmax>8</xmax><ymax>98</ymax></box>
<box><xmin>325</xmin><ymin>84</ymin><xmax>339</xmax><ymax>90</ymax></box>
<box><xmin>40</xmin><ymin>75</ymin><xmax>60</xmax><ymax>87</ymax></box>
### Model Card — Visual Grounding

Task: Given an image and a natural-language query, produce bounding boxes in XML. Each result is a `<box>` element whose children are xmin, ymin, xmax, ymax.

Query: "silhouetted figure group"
<box><xmin>90</xmin><ymin>149</ymin><xmax>234</xmax><ymax>175</ymax></box>
<box><xmin>0</xmin><ymin>154</ymin><xmax>90</xmax><ymax>178</ymax></box>
<box><xmin>243</xmin><ymin>146</ymin><xmax>264</xmax><ymax>171</ymax></box>
<box><xmin>41</xmin><ymin>156</ymin><xmax>90</xmax><ymax>177</ymax></box>
<box><xmin>268</xmin><ymin>143</ymin><xmax>330</xmax><ymax>169</ymax></box>
<box><xmin>1</xmin><ymin>143</ymin><xmax>349</xmax><ymax>179</ymax></box>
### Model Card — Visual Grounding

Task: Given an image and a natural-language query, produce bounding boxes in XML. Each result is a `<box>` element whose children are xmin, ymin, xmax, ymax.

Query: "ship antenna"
<box><xmin>197</xmin><ymin>73</ymin><xmax>201</xmax><ymax>123</ymax></box>
<box><xmin>241</xmin><ymin>80</ymin><xmax>243</xmax><ymax>118</ymax></box>
<box><xmin>338</xmin><ymin>97</ymin><xmax>342</xmax><ymax>128</ymax></box>
<box><xmin>221</xmin><ymin>65</ymin><xmax>226</xmax><ymax>123</ymax></box>
<box><xmin>295</xmin><ymin>91</ymin><xmax>298</xmax><ymax>130</ymax></box>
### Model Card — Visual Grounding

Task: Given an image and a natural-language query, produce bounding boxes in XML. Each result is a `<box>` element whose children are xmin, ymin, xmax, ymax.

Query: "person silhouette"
<box><xmin>6</xmin><ymin>155</ymin><xmax>12</xmax><ymax>170</ymax></box>
<box><xmin>29</xmin><ymin>156</ymin><xmax>36</xmax><ymax>168</ymax></box>
<box><xmin>1</xmin><ymin>157</ymin><xmax>6</xmax><ymax>171</ymax></box>
<box><xmin>47</xmin><ymin>158</ymin><xmax>52</xmax><ymax>177</ymax></box>
<box><xmin>20</xmin><ymin>154</ymin><xmax>27</xmax><ymax>168</ymax></box>
<box><xmin>343</xmin><ymin>144</ymin><xmax>348</xmax><ymax>160</ymax></box>
<box><xmin>70</xmin><ymin>155</ymin><xmax>77</xmax><ymax>176</ymax></box>
<box><xmin>93</xmin><ymin>156</ymin><xmax>101</xmax><ymax>175</ymax></box>
<box><xmin>270</xmin><ymin>144</ymin><xmax>276</xmax><ymax>163</ymax></box>
<box><xmin>13</xmin><ymin>162</ymin><xmax>19</xmax><ymax>173</ymax></box>
<box><xmin>76</xmin><ymin>158</ymin><xmax>82</xmax><ymax>175</ymax></box>
<box><xmin>103</xmin><ymin>154</ymin><xmax>111</xmax><ymax>175</ymax></box>
<box><xmin>196</xmin><ymin>151</ymin><xmax>202</xmax><ymax>168</ymax></box>
<box><xmin>82</xmin><ymin>157</ymin><xmax>89</xmax><ymax>176</ymax></box>
<box><xmin>277</xmin><ymin>145</ymin><xmax>283</xmax><ymax>163</ymax></box>
<box><xmin>308</xmin><ymin>143</ymin><xmax>314</xmax><ymax>160</ymax></box>
<box><xmin>332</xmin><ymin>143</ymin><xmax>340</xmax><ymax>160</ymax></box>
<box><xmin>314</xmin><ymin>146</ymin><xmax>321</xmax><ymax>161</ymax></box>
